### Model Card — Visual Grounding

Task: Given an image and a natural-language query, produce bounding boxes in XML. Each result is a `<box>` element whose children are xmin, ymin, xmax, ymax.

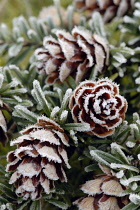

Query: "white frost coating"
<box><xmin>94</xmin><ymin>43</ymin><xmax>105</xmax><ymax>72</ymax></box>
<box><xmin>0</xmin><ymin>74</ymin><xmax>4</xmax><ymax>88</ymax></box>
<box><xmin>72</xmin><ymin>26</ymin><xmax>93</xmax><ymax>45</ymax></box>
<box><xmin>60</xmin><ymin>110</ymin><xmax>68</xmax><ymax>122</ymax></box>
<box><xmin>83</xmin><ymin>94</ymin><xmax>95</xmax><ymax>113</ymax></box>
<box><xmin>58</xmin><ymin>146</ymin><xmax>71</xmax><ymax>169</ymax></box>
<box><xmin>27</xmin><ymin>29</ymin><xmax>37</xmax><ymax>39</ymax></box>
<box><xmin>6</xmin><ymin>158</ymin><xmax>19</xmax><ymax>172</ymax></box>
<box><xmin>45</xmin><ymin>43</ymin><xmax>61</xmax><ymax>56</ymax></box>
<box><xmin>45</xmin><ymin>59</ymin><xmax>57</xmax><ymax>74</ymax></box>
<box><xmin>74</xmin><ymin>197</ymin><xmax>95</xmax><ymax>210</ymax></box>
<box><xmin>90</xmin><ymin>150</ymin><xmax>110</xmax><ymax>167</ymax></box>
<box><xmin>75</xmin><ymin>86</ymin><xmax>94</xmax><ymax>105</ymax></box>
<box><xmin>129</xmin><ymin>194</ymin><xmax>140</xmax><ymax>205</ymax></box>
<box><xmin>31</xmin><ymin>191</ymin><xmax>38</xmax><ymax>200</ymax></box>
<box><xmin>14</xmin><ymin>146</ymin><xmax>33</xmax><ymax>159</ymax></box>
<box><xmin>34</xmin><ymin>48</ymin><xmax>48</xmax><ymax>60</ymax></box>
<box><xmin>40</xmin><ymin>178</ymin><xmax>50</xmax><ymax>194</ymax></box>
<box><xmin>38</xmin><ymin>146</ymin><xmax>62</xmax><ymax>163</ymax></box>
<box><xmin>90</xmin><ymin>111</ymin><xmax>105</xmax><ymax>125</ymax></box>
<box><xmin>77</xmin><ymin>38</ymin><xmax>94</xmax><ymax>67</ymax></box>
<box><xmin>30</xmin><ymin>129</ymin><xmax>60</xmax><ymax>145</ymax></box>
<box><xmin>95</xmin><ymin>89</ymin><xmax>112</xmax><ymax>101</ymax></box>
<box><xmin>54</xmin><ymin>28</ymin><xmax>75</xmax><ymax>41</ymax></box>
<box><xmin>59</xmin><ymin>39</ymin><xmax>75</xmax><ymax>60</ymax></box>
<box><xmin>50</xmin><ymin>106</ymin><xmax>60</xmax><ymax>119</ymax></box>
<box><xmin>37</xmin><ymin>115</ymin><xmax>62</xmax><ymax>131</ymax></box>
<box><xmin>43</xmin><ymin>164</ymin><xmax>59</xmax><ymax>180</ymax></box>
<box><xmin>126</xmin><ymin>141</ymin><xmax>136</xmax><ymax>148</ymax></box>
<box><xmin>60</xmin><ymin>166</ymin><xmax>67</xmax><ymax>182</ymax></box>
<box><xmin>22</xmin><ymin>178</ymin><xmax>35</xmax><ymax>192</ymax></box>
<box><xmin>1</xmin><ymin>204</ymin><xmax>6</xmax><ymax>210</ymax></box>
<box><xmin>43</xmin><ymin>36</ymin><xmax>59</xmax><ymax>47</ymax></box>
<box><xmin>9</xmin><ymin>171</ymin><xmax>21</xmax><ymax>184</ymax></box>
<box><xmin>97</xmin><ymin>77</ymin><xmax>119</xmax><ymax>93</ymax></box>
<box><xmin>59</xmin><ymin>62</ymin><xmax>72</xmax><ymax>82</ymax></box>
<box><xmin>17</xmin><ymin>163</ymin><xmax>40</xmax><ymax>177</ymax></box>
<box><xmin>101</xmin><ymin>179</ymin><xmax>123</xmax><ymax>197</ymax></box>
<box><xmin>53</xmin><ymin>130</ymin><xmax>69</xmax><ymax>146</ymax></box>
<box><xmin>0</xmin><ymin>110</ymin><xmax>7</xmax><ymax>132</ymax></box>
<box><xmin>116</xmin><ymin>170</ymin><xmax>124</xmax><ymax>179</ymax></box>
<box><xmin>135</xmin><ymin>77</ymin><xmax>140</xmax><ymax>84</ymax></box>
<box><xmin>10</xmin><ymin>135</ymin><xmax>32</xmax><ymax>146</ymax></box>
<box><xmin>81</xmin><ymin>179</ymin><xmax>102</xmax><ymax>195</ymax></box>
<box><xmin>93</xmin><ymin>99</ymin><xmax>101</xmax><ymax>114</ymax></box>
<box><xmin>20</xmin><ymin>124</ymin><xmax>41</xmax><ymax>135</ymax></box>
<box><xmin>110</xmin><ymin>163</ymin><xmax>139</xmax><ymax>173</ymax></box>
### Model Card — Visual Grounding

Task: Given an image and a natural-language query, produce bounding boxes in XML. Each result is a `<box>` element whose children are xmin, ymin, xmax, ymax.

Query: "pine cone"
<box><xmin>35</xmin><ymin>27</ymin><xmax>109</xmax><ymax>84</ymax></box>
<box><xmin>74</xmin><ymin>164</ymin><xmax>129</xmax><ymax>210</ymax></box>
<box><xmin>75</xmin><ymin>0</ymin><xmax>134</xmax><ymax>23</ymax></box>
<box><xmin>6</xmin><ymin>116</ymin><xmax>70</xmax><ymax>200</ymax></box>
<box><xmin>69</xmin><ymin>78</ymin><xmax>127</xmax><ymax>137</ymax></box>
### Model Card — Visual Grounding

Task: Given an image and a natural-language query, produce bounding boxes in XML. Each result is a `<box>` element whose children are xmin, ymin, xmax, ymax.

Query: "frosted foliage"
<box><xmin>135</xmin><ymin>76</ymin><xmax>140</xmax><ymax>84</ymax></box>
<box><xmin>70</xmin><ymin>78</ymin><xmax>127</xmax><ymax>137</ymax></box>
<box><xmin>129</xmin><ymin>194</ymin><xmax>140</xmax><ymax>205</ymax></box>
<box><xmin>0</xmin><ymin>74</ymin><xmax>4</xmax><ymax>88</ymax></box>
<box><xmin>7</xmin><ymin>117</ymin><xmax>70</xmax><ymax>200</ymax></box>
<box><xmin>35</xmin><ymin>26</ymin><xmax>109</xmax><ymax>84</ymax></box>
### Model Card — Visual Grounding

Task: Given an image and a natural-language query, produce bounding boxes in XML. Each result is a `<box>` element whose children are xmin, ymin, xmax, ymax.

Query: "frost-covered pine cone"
<box><xmin>6</xmin><ymin>116</ymin><xmax>70</xmax><ymax>200</ymax></box>
<box><xmin>75</xmin><ymin>0</ymin><xmax>134</xmax><ymax>23</ymax></box>
<box><xmin>74</xmin><ymin>164</ymin><xmax>129</xmax><ymax>210</ymax></box>
<box><xmin>35</xmin><ymin>27</ymin><xmax>109</xmax><ymax>84</ymax></box>
<box><xmin>69</xmin><ymin>78</ymin><xmax>127</xmax><ymax>137</ymax></box>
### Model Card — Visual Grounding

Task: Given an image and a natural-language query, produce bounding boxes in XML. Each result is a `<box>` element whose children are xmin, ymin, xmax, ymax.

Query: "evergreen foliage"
<box><xmin>0</xmin><ymin>0</ymin><xmax>140</xmax><ymax>209</ymax></box>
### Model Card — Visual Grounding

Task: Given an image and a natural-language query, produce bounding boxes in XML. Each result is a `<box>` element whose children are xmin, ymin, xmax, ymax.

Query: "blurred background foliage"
<box><xmin>0</xmin><ymin>0</ymin><xmax>72</xmax><ymax>26</ymax></box>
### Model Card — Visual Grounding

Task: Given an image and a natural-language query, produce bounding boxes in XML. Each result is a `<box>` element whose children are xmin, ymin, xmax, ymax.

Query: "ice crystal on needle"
<box><xmin>69</xmin><ymin>78</ymin><xmax>127</xmax><ymax>137</ymax></box>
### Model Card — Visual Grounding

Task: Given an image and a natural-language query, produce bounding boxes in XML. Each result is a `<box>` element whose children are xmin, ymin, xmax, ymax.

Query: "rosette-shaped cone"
<box><xmin>35</xmin><ymin>27</ymin><xmax>109</xmax><ymax>84</ymax></box>
<box><xmin>6</xmin><ymin>116</ymin><xmax>70</xmax><ymax>200</ymax></box>
<box><xmin>74</xmin><ymin>164</ymin><xmax>129</xmax><ymax>210</ymax></box>
<box><xmin>75</xmin><ymin>0</ymin><xmax>134</xmax><ymax>23</ymax></box>
<box><xmin>69</xmin><ymin>78</ymin><xmax>127</xmax><ymax>137</ymax></box>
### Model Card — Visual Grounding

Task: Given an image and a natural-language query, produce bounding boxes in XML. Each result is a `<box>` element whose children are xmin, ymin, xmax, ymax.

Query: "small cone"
<box><xmin>6</xmin><ymin>116</ymin><xmax>70</xmax><ymax>200</ymax></box>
